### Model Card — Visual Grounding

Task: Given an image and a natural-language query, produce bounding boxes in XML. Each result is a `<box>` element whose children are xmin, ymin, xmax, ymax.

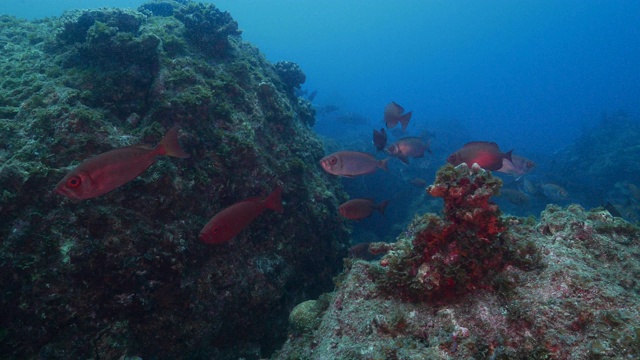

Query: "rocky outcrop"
<box><xmin>0</xmin><ymin>1</ymin><xmax>349</xmax><ymax>359</ymax></box>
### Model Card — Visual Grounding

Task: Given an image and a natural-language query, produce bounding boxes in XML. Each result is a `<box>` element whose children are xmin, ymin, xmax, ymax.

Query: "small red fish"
<box><xmin>373</xmin><ymin>128</ymin><xmax>387</xmax><ymax>151</ymax></box>
<box><xmin>55</xmin><ymin>125</ymin><xmax>190</xmax><ymax>201</ymax></box>
<box><xmin>497</xmin><ymin>154</ymin><xmax>535</xmax><ymax>177</ymax></box>
<box><xmin>199</xmin><ymin>186</ymin><xmax>284</xmax><ymax>244</ymax></box>
<box><xmin>339</xmin><ymin>198</ymin><xmax>389</xmax><ymax>220</ymax></box>
<box><xmin>410</xmin><ymin>178</ymin><xmax>428</xmax><ymax>188</ymax></box>
<box><xmin>385</xmin><ymin>137</ymin><xmax>431</xmax><ymax>165</ymax></box>
<box><xmin>541</xmin><ymin>183</ymin><xmax>568</xmax><ymax>201</ymax></box>
<box><xmin>499</xmin><ymin>188</ymin><xmax>530</xmax><ymax>206</ymax></box>
<box><xmin>384</xmin><ymin>101</ymin><xmax>412</xmax><ymax>132</ymax></box>
<box><xmin>320</xmin><ymin>151</ymin><xmax>389</xmax><ymax>177</ymax></box>
<box><xmin>447</xmin><ymin>141</ymin><xmax>512</xmax><ymax>171</ymax></box>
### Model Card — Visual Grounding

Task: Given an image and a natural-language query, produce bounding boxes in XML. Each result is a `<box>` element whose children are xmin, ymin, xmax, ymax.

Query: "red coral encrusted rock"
<box><xmin>379</xmin><ymin>163</ymin><xmax>514</xmax><ymax>302</ymax></box>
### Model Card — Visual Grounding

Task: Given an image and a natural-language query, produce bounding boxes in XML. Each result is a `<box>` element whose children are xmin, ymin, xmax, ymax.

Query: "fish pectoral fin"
<box><xmin>398</xmin><ymin>156</ymin><xmax>410</xmax><ymax>165</ymax></box>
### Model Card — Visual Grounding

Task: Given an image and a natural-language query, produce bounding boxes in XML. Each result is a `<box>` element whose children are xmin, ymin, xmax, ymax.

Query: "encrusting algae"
<box><xmin>276</xmin><ymin>164</ymin><xmax>640</xmax><ymax>359</ymax></box>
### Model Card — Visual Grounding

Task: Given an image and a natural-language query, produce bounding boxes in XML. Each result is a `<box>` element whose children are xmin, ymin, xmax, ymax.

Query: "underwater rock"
<box><xmin>274</xmin><ymin>61</ymin><xmax>307</xmax><ymax>91</ymax></box>
<box><xmin>288</xmin><ymin>298</ymin><xmax>327</xmax><ymax>334</ymax></box>
<box><xmin>173</xmin><ymin>1</ymin><xmax>241</xmax><ymax>57</ymax></box>
<box><xmin>377</xmin><ymin>163</ymin><xmax>522</xmax><ymax>302</ymax></box>
<box><xmin>550</xmin><ymin>112</ymin><xmax>640</xmax><ymax>211</ymax></box>
<box><xmin>0</xmin><ymin>1</ymin><xmax>349</xmax><ymax>359</ymax></box>
<box><xmin>276</xmin><ymin>181</ymin><xmax>640</xmax><ymax>359</ymax></box>
<box><xmin>139</xmin><ymin>0</ymin><xmax>180</xmax><ymax>17</ymax></box>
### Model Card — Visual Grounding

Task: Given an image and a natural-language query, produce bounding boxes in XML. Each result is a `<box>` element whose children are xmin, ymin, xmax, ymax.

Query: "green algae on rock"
<box><xmin>0</xmin><ymin>1</ymin><xmax>349</xmax><ymax>359</ymax></box>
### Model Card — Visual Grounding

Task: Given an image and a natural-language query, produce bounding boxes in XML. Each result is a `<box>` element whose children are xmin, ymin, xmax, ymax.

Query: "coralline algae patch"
<box><xmin>378</xmin><ymin>163</ymin><xmax>538</xmax><ymax>302</ymax></box>
<box><xmin>276</xmin><ymin>165</ymin><xmax>640</xmax><ymax>359</ymax></box>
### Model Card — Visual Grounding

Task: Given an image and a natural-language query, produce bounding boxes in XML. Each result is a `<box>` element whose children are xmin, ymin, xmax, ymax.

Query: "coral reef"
<box><xmin>276</xmin><ymin>169</ymin><xmax>640</xmax><ymax>359</ymax></box>
<box><xmin>0</xmin><ymin>1</ymin><xmax>349</xmax><ymax>359</ymax></box>
<box><xmin>378</xmin><ymin>163</ymin><xmax>534</xmax><ymax>302</ymax></box>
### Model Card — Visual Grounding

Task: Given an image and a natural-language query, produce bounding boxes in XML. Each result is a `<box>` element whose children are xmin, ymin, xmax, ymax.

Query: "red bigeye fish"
<box><xmin>497</xmin><ymin>154</ymin><xmax>536</xmax><ymax>178</ymax></box>
<box><xmin>410</xmin><ymin>178</ymin><xmax>428</xmax><ymax>188</ymax></box>
<box><xmin>373</xmin><ymin>128</ymin><xmax>387</xmax><ymax>151</ymax></box>
<box><xmin>339</xmin><ymin>198</ymin><xmax>389</xmax><ymax>220</ymax></box>
<box><xmin>384</xmin><ymin>101</ymin><xmax>412</xmax><ymax>132</ymax></box>
<box><xmin>199</xmin><ymin>186</ymin><xmax>284</xmax><ymax>244</ymax></box>
<box><xmin>499</xmin><ymin>188</ymin><xmax>530</xmax><ymax>206</ymax></box>
<box><xmin>385</xmin><ymin>137</ymin><xmax>431</xmax><ymax>165</ymax></box>
<box><xmin>447</xmin><ymin>141</ymin><xmax>512</xmax><ymax>171</ymax></box>
<box><xmin>320</xmin><ymin>151</ymin><xmax>389</xmax><ymax>177</ymax></box>
<box><xmin>541</xmin><ymin>183</ymin><xmax>568</xmax><ymax>201</ymax></box>
<box><xmin>55</xmin><ymin>125</ymin><xmax>190</xmax><ymax>201</ymax></box>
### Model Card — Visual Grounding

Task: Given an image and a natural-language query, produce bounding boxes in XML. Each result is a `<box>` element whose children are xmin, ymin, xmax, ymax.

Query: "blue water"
<box><xmin>5</xmin><ymin>1</ymin><xmax>639</xmax><ymax>152</ymax></box>
<box><xmin>3</xmin><ymin>0</ymin><xmax>640</xmax><ymax>235</ymax></box>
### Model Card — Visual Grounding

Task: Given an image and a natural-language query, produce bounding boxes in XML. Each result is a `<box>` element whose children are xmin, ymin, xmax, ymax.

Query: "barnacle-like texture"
<box><xmin>378</xmin><ymin>164</ymin><xmax>524</xmax><ymax>302</ymax></box>
<box><xmin>173</xmin><ymin>1</ymin><xmax>241</xmax><ymax>57</ymax></box>
<box><xmin>274</xmin><ymin>61</ymin><xmax>307</xmax><ymax>91</ymax></box>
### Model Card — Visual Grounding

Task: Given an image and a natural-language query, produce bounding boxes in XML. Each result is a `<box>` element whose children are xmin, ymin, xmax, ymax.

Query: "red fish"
<box><xmin>199</xmin><ymin>186</ymin><xmax>284</xmax><ymax>244</ymax></box>
<box><xmin>497</xmin><ymin>154</ymin><xmax>535</xmax><ymax>177</ymax></box>
<box><xmin>339</xmin><ymin>198</ymin><xmax>389</xmax><ymax>220</ymax></box>
<box><xmin>373</xmin><ymin>128</ymin><xmax>387</xmax><ymax>151</ymax></box>
<box><xmin>410</xmin><ymin>178</ymin><xmax>428</xmax><ymax>188</ymax></box>
<box><xmin>499</xmin><ymin>188</ymin><xmax>530</xmax><ymax>206</ymax></box>
<box><xmin>541</xmin><ymin>183</ymin><xmax>568</xmax><ymax>201</ymax></box>
<box><xmin>320</xmin><ymin>151</ymin><xmax>389</xmax><ymax>177</ymax></box>
<box><xmin>55</xmin><ymin>125</ymin><xmax>190</xmax><ymax>200</ymax></box>
<box><xmin>385</xmin><ymin>137</ymin><xmax>431</xmax><ymax>165</ymax></box>
<box><xmin>384</xmin><ymin>101</ymin><xmax>412</xmax><ymax>132</ymax></box>
<box><xmin>447</xmin><ymin>141</ymin><xmax>512</xmax><ymax>171</ymax></box>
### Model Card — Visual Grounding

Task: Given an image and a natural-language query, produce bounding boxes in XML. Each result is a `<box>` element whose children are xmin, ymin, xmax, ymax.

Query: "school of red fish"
<box><xmin>54</xmin><ymin>103</ymin><xmax>565</xmax><ymax>245</ymax></box>
<box><xmin>320</xmin><ymin>101</ymin><xmax>568</xmax><ymax>223</ymax></box>
<box><xmin>55</xmin><ymin>125</ymin><xmax>283</xmax><ymax>245</ymax></box>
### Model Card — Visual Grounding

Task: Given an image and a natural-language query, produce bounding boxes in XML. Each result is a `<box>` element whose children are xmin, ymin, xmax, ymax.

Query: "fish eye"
<box><xmin>329</xmin><ymin>157</ymin><xmax>337</xmax><ymax>165</ymax></box>
<box><xmin>66</xmin><ymin>176</ymin><xmax>82</xmax><ymax>188</ymax></box>
<box><xmin>211</xmin><ymin>226</ymin><xmax>220</xmax><ymax>234</ymax></box>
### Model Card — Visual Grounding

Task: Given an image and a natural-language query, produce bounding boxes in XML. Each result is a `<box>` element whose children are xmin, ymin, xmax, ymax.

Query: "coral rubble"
<box><xmin>0</xmin><ymin>1</ymin><xmax>349</xmax><ymax>359</ymax></box>
<box><xmin>276</xmin><ymin>165</ymin><xmax>640</xmax><ymax>359</ymax></box>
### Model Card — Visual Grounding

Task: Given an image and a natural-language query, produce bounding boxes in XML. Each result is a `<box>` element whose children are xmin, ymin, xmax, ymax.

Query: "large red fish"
<box><xmin>385</xmin><ymin>137</ymin><xmax>431</xmax><ymax>165</ymax></box>
<box><xmin>339</xmin><ymin>198</ymin><xmax>389</xmax><ymax>220</ymax></box>
<box><xmin>199</xmin><ymin>186</ymin><xmax>284</xmax><ymax>244</ymax></box>
<box><xmin>55</xmin><ymin>125</ymin><xmax>190</xmax><ymax>200</ymax></box>
<box><xmin>384</xmin><ymin>101</ymin><xmax>412</xmax><ymax>132</ymax></box>
<box><xmin>320</xmin><ymin>151</ymin><xmax>389</xmax><ymax>177</ymax></box>
<box><xmin>447</xmin><ymin>141</ymin><xmax>512</xmax><ymax>171</ymax></box>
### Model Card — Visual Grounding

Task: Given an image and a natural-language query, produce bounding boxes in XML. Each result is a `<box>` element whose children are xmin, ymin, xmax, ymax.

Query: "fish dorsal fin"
<box><xmin>391</xmin><ymin>101</ymin><xmax>404</xmax><ymax>114</ymax></box>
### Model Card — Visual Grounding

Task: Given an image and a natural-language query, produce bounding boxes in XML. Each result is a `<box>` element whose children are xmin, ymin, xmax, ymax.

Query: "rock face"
<box><xmin>276</xmin><ymin>166</ymin><xmax>640</xmax><ymax>359</ymax></box>
<box><xmin>0</xmin><ymin>1</ymin><xmax>349</xmax><ymax>359</ymax></box>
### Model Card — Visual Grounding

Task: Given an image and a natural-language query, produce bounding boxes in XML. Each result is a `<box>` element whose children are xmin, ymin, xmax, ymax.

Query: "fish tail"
<box><xmin>158</xmin><ymin>125</ymin><xmax>190</xmax><ymax>158</ymax></box>
<box><xmin>377</xmin><ymin>200</ymin><xmax>389</xmax><ymax>215</ymax></box>
<box><xmin>399</xmin><ymin>111</ymin><xmax>412</xmax><ymax>132</ymax></box>
<box><xmin>379</xmin><ymin>158</ymin><xmax>390</xmax><ymax>171</ymax></box>
<box><xmin>265</xmin><ymin>185</ymin><xmax>284</xmax><ymax>213</ymax></box>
